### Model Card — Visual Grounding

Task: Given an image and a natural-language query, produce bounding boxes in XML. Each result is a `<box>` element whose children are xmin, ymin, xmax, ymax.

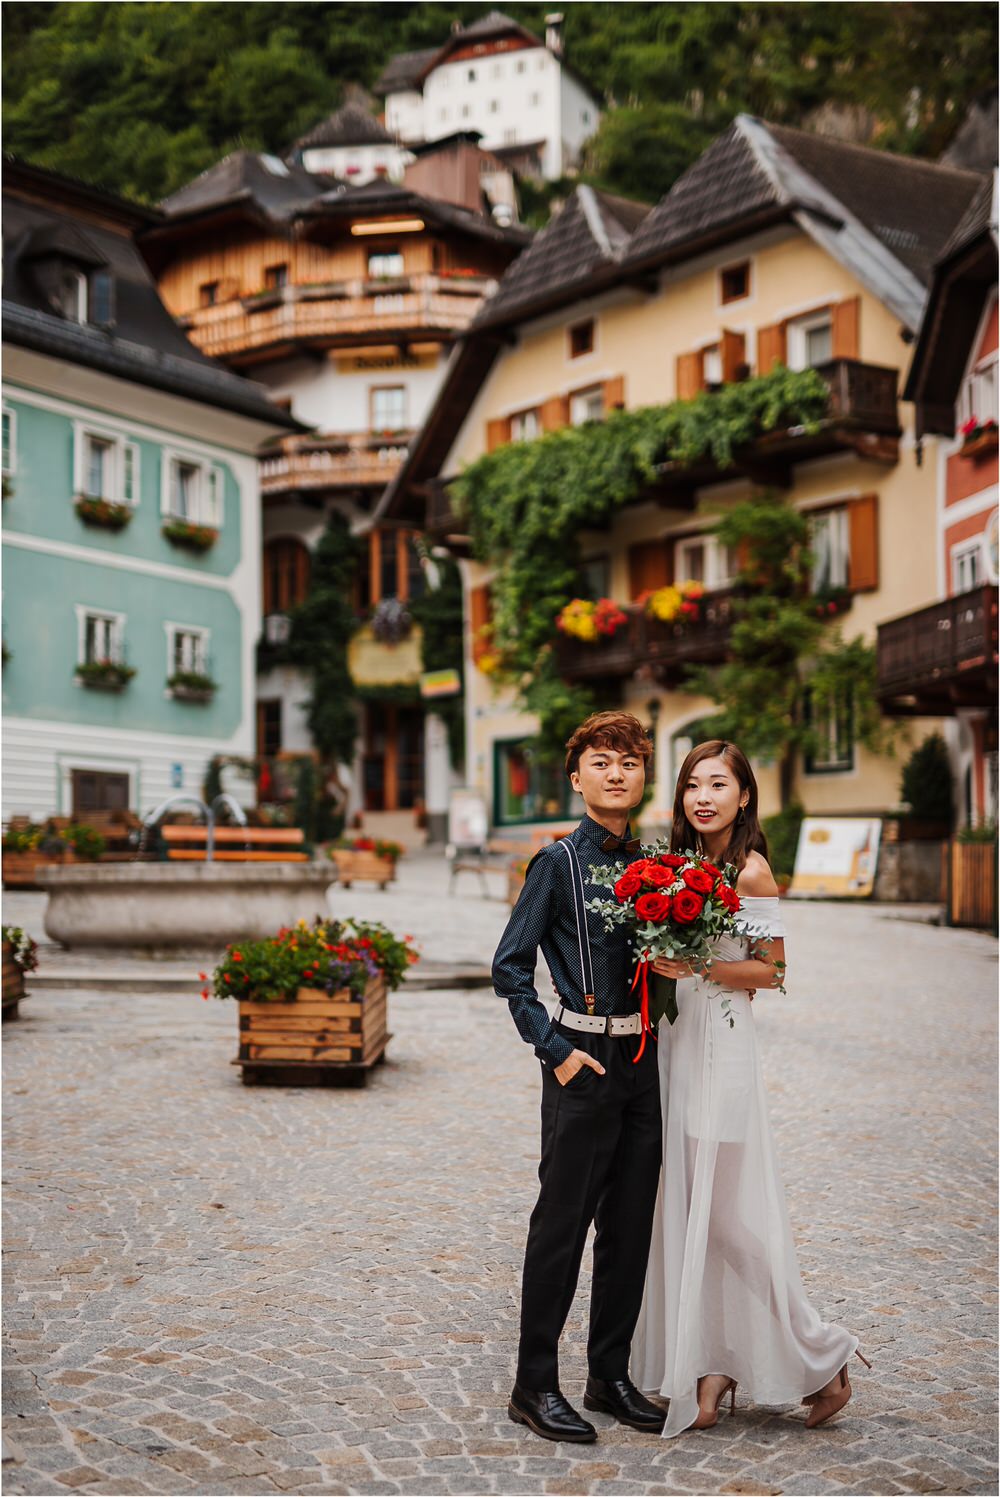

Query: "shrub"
<box><xmin>900</xmin><ymin>734</ymin><xmax>953</xmax><ymax>822</ymax></box>
<box><xmin>957</xmin><ymin>821</ymin><xmax>997</xmax><ymax>844</ymax></box>
<box><xmin>761</xmin><ymin>802</ymin><xmax>805</xmax><ymax>879</ymax></box>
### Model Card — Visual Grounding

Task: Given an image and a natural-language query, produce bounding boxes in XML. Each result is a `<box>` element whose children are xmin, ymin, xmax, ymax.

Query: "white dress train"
<box><xmin>631</xmin><ymin>896</ymin><xmax>858</xmax><ymax>1438</ymax></box>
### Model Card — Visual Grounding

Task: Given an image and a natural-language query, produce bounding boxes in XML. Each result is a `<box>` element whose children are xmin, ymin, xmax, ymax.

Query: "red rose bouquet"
<box><xmin>588</xmin><ymin>847</ymin><xmax>758</xmax><ymax>1055</ymax></box>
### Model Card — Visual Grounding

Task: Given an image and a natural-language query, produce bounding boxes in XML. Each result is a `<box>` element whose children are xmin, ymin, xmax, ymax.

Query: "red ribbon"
<box><xmin>630</xmin><ymin>958</ymin><xmax>657</xmax><ymax>1064</ymax></box>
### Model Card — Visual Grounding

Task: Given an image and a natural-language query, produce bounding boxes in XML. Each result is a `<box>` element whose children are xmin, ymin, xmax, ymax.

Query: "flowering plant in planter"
<box><xmin>75</xmin><ymin>659</ymin><xmax>136</xmax><ymax>690</ymax></box>
<box><xmin>556</xmin><ymin>597</ymin><xmax>629</xmax><ymax>642</ymax></box>
<box><xmin>960</xmin><ymin>415</ymin><xmax>999</xmax><ymax>443</ymax></box>
<box><xmin>75</xmin><ymin>496</ymin><xmax>133</xmax><ymax>530</ymax></box>
<box><xmin>203</xmin><ymin>916</ymin><xmax>418</xmax><ymax>1002</ymax></box>
<box><xmin>812</xmin><ymin>584</ymin><xmax>852</xmax><ymax>618</ymax></box>
<box><xmin>334</xmin><ymin>836</ymin><xmax>404</xmax><ymax>862</ymax></box>
<box><xmin>642</xmin><ymin>580</ymin><xmax>705</xmax><ymax>624</ymax></box>
<box><xmin>161</xmin><ymin>519</ymin><xmax>218</xmax><ymax>552</ymax></box>
<box><xmin>2</xmin><ymin>925</ymin><xmax>39</xmax><ymax>973</ymax></box>
<box><xmin>168</xmin><ymin>669</ymin><xmax>217</xmax><ymax>701</ymax></box>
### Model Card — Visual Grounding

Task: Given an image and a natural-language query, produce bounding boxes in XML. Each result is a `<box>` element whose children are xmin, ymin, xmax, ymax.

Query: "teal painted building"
<box><xmin>2</xmin><ymin>161</ymin><xmax>299</xmax><ymax>820</ymax></box>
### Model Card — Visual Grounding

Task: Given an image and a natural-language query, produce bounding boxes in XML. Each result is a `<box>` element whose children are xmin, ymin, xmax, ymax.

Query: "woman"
<box><xmin>631</xmin><ymin>740</ymin><xmax>869</xmax><ymax>1437</ymax></box>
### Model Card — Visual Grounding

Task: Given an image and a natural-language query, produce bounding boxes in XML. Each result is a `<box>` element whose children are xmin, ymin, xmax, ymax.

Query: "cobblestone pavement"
<box><xmin>3</xmin><ymin>866</ymin><xmax>997</xmax><ymax>1497</ymax></box>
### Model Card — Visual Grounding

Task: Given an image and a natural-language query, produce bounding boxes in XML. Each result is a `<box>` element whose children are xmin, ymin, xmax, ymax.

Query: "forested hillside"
<box><xmin>2</xmin><ymin>1</ymin><xmax>995</xmax><ymax>207</ymax></box>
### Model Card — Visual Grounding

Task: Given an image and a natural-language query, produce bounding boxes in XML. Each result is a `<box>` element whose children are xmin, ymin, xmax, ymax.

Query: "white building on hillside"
<box><xmin>375</xmin><ymin>10</ymin><xmax>599</xmax><ymax>182</ymax></box>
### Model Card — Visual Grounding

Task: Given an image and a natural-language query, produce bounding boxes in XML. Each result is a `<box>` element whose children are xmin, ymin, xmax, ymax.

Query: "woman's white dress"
<box><xmin>631</xmin><ymin>896</ymin><xmax>858</xmax><ymax>1438</ymax></box>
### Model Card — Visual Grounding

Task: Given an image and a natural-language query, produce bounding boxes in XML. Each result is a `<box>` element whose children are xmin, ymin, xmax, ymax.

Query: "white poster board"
<box><xmin>447</xmin><ymin>788</ymin><xmax>489</xmax><ymax>851</ymax></box>
<box><xmin>789</xmin><ymin>817</ymin><xmax>882</xmax><ymax>898</ymax></box>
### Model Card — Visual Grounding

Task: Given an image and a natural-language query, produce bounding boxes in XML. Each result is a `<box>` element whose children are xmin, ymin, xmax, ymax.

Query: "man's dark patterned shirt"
<box><xmin>492</xmin><ymin>814</ymin><xmax>640</xmax><ymax>1069</ymax></box>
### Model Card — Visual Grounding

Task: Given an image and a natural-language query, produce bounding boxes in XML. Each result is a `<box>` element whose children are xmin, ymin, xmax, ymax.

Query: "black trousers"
<box><xmin>516</xmin><ymin>1022</ymin><xmax>662</xmax><ymax>1391</ymax></box>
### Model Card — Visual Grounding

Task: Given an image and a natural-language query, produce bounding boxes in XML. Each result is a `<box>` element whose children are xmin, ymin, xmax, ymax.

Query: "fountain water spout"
<box><xmin>142</xmin><ymin>795</ymin><xmax>215</xmax><ymax>861</ymax></box>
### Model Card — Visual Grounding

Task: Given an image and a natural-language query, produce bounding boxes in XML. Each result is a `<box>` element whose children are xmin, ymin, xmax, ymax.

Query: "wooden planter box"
<box><xmin>2</xmin><ymin>939</ymin><xmax>25</xmax><ymax>1020</ymax></box>
<box><xmin>960</xmin><ymin>429</ymin><xmax>999</xmax><ymax>462</ymax></box>
<box><xmin>331</xmin><ymin>850</ymin><xmax>397</xmax><ymax>889</ymax></box>
<box><xmin>2</xmin><ymin>848</ymin><xmax>78</xmax><ymax>888</ymax></box>
<box><xmin>947</xmin><ymin>841</ymin><xmax>998</xmax><ymax>931</ymax></box>
<box><xmin>233</xmin><ymin>974</ymin><xmax>389</xmax><ymax>1086</ymax></box>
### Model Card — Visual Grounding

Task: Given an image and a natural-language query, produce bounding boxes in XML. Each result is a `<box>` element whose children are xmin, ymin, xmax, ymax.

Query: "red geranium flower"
<box><xmin>682</xmin><ymin>866</ymin><xmax>716</xmax><ymax>894</ymax></box>
<box><xmin>232</xmin><ymin>951</ymin><xmax>243</xmax><ymax>962</ymax></box>
<box><xmin>672</xmin><ymin>889</ymin><xmax>705</xmax><ymax>924</ymax></box>
<box><xmin>640</xmin><ymin>864</ymin><xmax>674</xmax><ymax>888</ymax></box>
<box><xmin>614</xmin><ymin>869</ymin><xmax>643</xmax><ymax>900</ymax></box>
<box><xmin>635</xmin><ymin>891</ymin><xmax>672</xmax><ymax>923</ymax></box>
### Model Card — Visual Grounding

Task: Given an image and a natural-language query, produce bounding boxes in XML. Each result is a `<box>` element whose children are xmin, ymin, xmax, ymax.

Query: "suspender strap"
<box><xmin>558</xmin><ymin>838</ymin><xmax>596</xmax><ymax>1015</ymax></box>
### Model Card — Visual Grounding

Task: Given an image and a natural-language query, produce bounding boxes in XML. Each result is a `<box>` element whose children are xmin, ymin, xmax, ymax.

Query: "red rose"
<box><xmin>628</xmin><ymin>858</ymin><xmax>655</xmax><ymax>876</ymax></box>
<box><xmin>635</xmin><ymin>892</ymin><xmax>672</xmax><ymax>923</ymax></box>
<box><xmin>659</xmin><ymin>854</ymin><xmax>686</xmax><ymax>869</ymax></box>
<box><xmin>682</xmin><ymin>866</ymin><xmax>716</xmax><ymax>894</ymax></box>
<box><xmin>717</xmin><ymin>884</ymin><xmax>741</xmax><ymax>914</ymax></box>
<box><xmin>700</xmin><ymin>862</ymin><xmax>722</xmax><ymax>880</ymax></box>
<box><xmin>614</xmin><ymin>870</ymin><xmax>642</xmax><ymax>901</ymax></box>
<box><xmin>640</xmin><ymin>864</ymin><xmax>674</xmax><ymax>888</ymax></box>
<box><xmin>672</xmin><ymin>889</ymin><xmax>704</xmax><ymax>924</ymax></box>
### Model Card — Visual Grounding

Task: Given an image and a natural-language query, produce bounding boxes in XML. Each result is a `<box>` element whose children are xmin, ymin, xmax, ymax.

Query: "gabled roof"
<box><xmin>472</xmin><ymin>185</ymin><xmax>649</xmax><ymax>328</ymax></box>
<box><xmin>302</xmin><ymin>178</ymin><xmax>531</xmax><ymax>247</ymax></box>
<box><xmin>373</xmin><ymin>46</ymin><xmax>439</xmax><ymax>96</ymax></box>
<box><xmin>936</xmin><ymin>173</ymin><xmax>995</xmax><ymax>265</ymax></box>
<box><xmin>374</xmin><ymin>10</ymin><xmax>592</xmax><ymax>99</ymax></box>
<box><xmin>160</xmin><ymin>151</ymin><xmax>328</xmax><ymax>223</ymax></box>
<box><xmin>624</xmin><ymin>115</ymin><xmax>986</xmax><ymax>330</ymax></box>
<box><xmin>294</xmin><ymin>103</ymin><xmax>395</xmax><ymax>152</ymax></box>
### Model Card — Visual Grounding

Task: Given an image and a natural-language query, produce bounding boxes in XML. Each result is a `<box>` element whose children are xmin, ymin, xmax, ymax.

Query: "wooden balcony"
<box><xmin>876</xmin><ymin>585</ymin><xmax>998</xmax><ymax>715</ymax></box>
<box><xmin>260</xmin><ymin>431</ymin><xmax>416</xmax><ymax>497</ymax></box>
<box><xmin>554</xmin><ymin>591</ymin><xmax>737</xmax><ymax>684</ymax></box>
<box><xmin>181</xmin><ymin>274</ymin><xmax>494</xmax><ymax>364</ymax></box>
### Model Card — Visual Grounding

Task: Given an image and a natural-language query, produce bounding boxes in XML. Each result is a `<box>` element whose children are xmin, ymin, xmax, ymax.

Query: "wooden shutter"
<box><xmin>757</xmin><ymin>322</ymin><xmax>787</xmax><ymax>373</ymax></box>
<box><xmin>848</xmin><ymin>494</ymin><xmax>879</xmax><ymax>592</ymax></box>
<box><xmin>604</xmin><ymin>375</ymin><xmax>626</xmax><ymax>410</ymax></box>
<box><xmin>541</xmin><ymin>395</ymin><xmax>569</xmax><ymax>432</ymax></box>
<box><xmin>721</xmin><ymin>329</ymin><xmax>747</xmax><ymax>384</ymax></box>
<box><xmin>486</xmin><ymin>417</ymin><xmax>511</xmax><ymax>452</ymax></box>
<box><xmin>832</xmin><ymin>297</ymin><xmax>860</xmax><ymax>361</ymax></box>
<box><xmin>676</xmin><ymin>351</ymin><xmax>704</xmax><ymax>401</ymax></box>
<box><xmin>468</xmin><ymin>583</ymin><xmax>493</xmax><ymax>662</ymax></box>
<box><xmin>627</xmin><ymin>541</ymin><xmax>673</xmax><ymax>601</ymax></box>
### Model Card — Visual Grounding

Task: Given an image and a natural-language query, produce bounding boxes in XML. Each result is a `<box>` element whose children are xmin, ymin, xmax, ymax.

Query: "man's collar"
<box><xmin>576</xmin><ymin>813</ymin><xmax>640</xmax><ymax>854</ymax></box>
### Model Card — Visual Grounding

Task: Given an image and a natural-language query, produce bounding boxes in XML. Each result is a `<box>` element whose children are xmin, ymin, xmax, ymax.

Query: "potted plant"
<box><xmin>959</xmin><ymin>416</ymin><xmax>999</xmax><ymax>461</ymax></box>
<box><xmin>168</xmin><ymin>669</ymin><xmax>218</xmax><ymax>703</ymax></box>
<box><xmin>556</xmin><ymin>597</ymin><xmax>630</xmax><ymax>642</ymax></box>
<box><xmin>330</xmin><ymin>836</ymin><xmax>404</xmax><ymax>889</ymax></box>
<box><xmin>1</xmin><ymin>821</ymin><xmax>105</xmax><ymax>887</ymax></box>
<box><xmin>2</xmin><ymin>924</ymin><xmax>38</xmax><ymax>1019</ymax></box>
<box><xmin>206</xmin><ymin>916</ymin><xmax>418</xmax><ymax>1085</ymax></box>
<box><xmin>161</xmin><ymin>519</ymin><xmax>218</xmax><ymax>552</ymax></box>
<box><xmin>75</xmin><ymin>659</ymin><xmax>136</xmax><ymax>691</ymax></box>
<box><xmin>75</xmin><ymin>495</ymin><xmax>133</xmax><ymax>530</ymax></box>
<box><xmin>812</xmin><ymin>584</ymin><xmax>852</xmax><ymax>619</ymax></box>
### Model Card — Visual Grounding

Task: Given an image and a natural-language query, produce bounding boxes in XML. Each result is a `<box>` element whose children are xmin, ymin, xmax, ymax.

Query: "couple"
<box><xmin>493</xmin><ymin>711</ymin><xmax>868</xmax><ymax>1442</ymax></box>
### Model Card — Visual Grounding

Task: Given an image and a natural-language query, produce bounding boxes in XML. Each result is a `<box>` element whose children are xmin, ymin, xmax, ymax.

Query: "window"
<box><xmin>368</xmin><ymin>249</ymin><xmax>404</xmax><ymax>278</ymax></box>
<box><xmin>675</xmin><ymin>535</ymin><xmax>738</xmax><ymax>590</ymax></box>
<box><xmin>494</xmin><ymin>738</ymin><xmax>583</xmax><ymax>825</ymax></box>
<box><xmin>492</xmin><ymin>61</ymin><xmax>503</xmax><ymax>78</ymax></box>
<box><xmin>264</xmin><ymin>264</ymin><xmax>288</xmax><ymax>290</ymax></box>
<box><xmin>55</xmin><ymin>267</ymin><xmax>87</xmax><ymax>322</ymax></box>
<box><xmin>371</xmin><ymin>386</ymin><xmax>407</xmax><ymax>432</ymax></box>
<box><xmin>439</xmin><ymin>107</ymin><xmax>449</xmax><ymax>122</ymax></box>
<box><xmin>517</xmin><ymin>59</ymin><xmax>527</xmax><ymax>74</ymax></box>
<box><xmin>167</xmin><ymin>624</ymin><xmax>209</xmax><ymax>676</ymax></box>
<box><xmin>489</xmin><ymin>99</ymin><xmax>500</xmax><ymax>113</ymax></box>
<box><xmin>257</xmin><ymin>700</ymin><xmax>282</xmax><ymax>757</ymax></box>
<box><xmin>804</xmin><ymin>689</ymin><xmax>854</xmax><ymax>774</ymax></box>
<box><xmin>263</xmin><ymin>537</ymin><xmax>310</xmax><ymax>615</ymax></box>
<box><xmin>467</xmin><ymin>68</ymin><xmax>476</xmax><ymax>82</ymax></box>
<box><xmin>90</xmin><ymin>269</ymin><xmax>115</xmax><ymax>325</ymax></box>
<box><xmin>580</xmin><ymin>554</ymin><xmax>611</xmax><ymax>600</ymax></box>
<box><xmin>810</xmin><ymin>507</ymin><xmax>850</xmax><ymax>592</ymax></box>
<box><xmin>569</xmin><ymin>319</ymin><xmax>595</xmax><ymax>359</ymax></box>
<box><xmin>720</xmin><ymin>261</ymin><xmax>750</xmax><ymax>304</ymax></box>
<box><xmin>74</xmin><ymin>425</ymin><xmax>139</xmax><ymax>506</ymax></box>
<box><xmin>199</xmin><ymin>282</ymin><xmax>219</xmax><ymax>308</ymax></box>
<box><xmin>461</xmin><ymin>104</ymin><xmax>471</xmax><ymax>119</ymax></box>
<box><xmin>78</xmin><ymin>608</ymin><xmax>125</xmax><ymax>667</ymax></box>
<box><xmin>788</xmin><ymin>312</ymin><xmax>833</xmax><ymax>371</ymax></box>
<box><xmin>702</xmin><ymin>344</ymin><xmax>723</xmax><ymax>386</ymax></box>
<box><xmin>2</xmin><ymin>407</ymin><xmax>16</xmax><ymax>478</ymax></box>
<box><xmin>952</xmin><ymin>538</ymin><xmax>983</xmax><ymax>594</ymax></box>
<box><xmin>84</xmin><ymin>435</ymin><xmax>113</xmax><ymax>499</ymax></box>
<box><xmin>570</xmin><ymin>386</ymin><xmax>604</xmax><ymax>426</ymax></box>
<box><xmin>161</xmin><ymin>452</ymin><xmax>223</xmax><ymax>525</ymax></box>
<box><xmin>530</xmin><ymin>92</ymin><xmax>541</xmax><ymax>106</ymax></box>
<box><xmin>959</xmin><ymin>345</ymin><xmax>999</xmax><ymax>430</ymax></box>
<box><xmin>582</xmin><ymin>110</ymin><xmax>591</xmax><ymax>125</ymax></box>
<box><xmin>510</xmin><ymin>408</ymin><xmax>540</xmax><ymax>442</ymax></box>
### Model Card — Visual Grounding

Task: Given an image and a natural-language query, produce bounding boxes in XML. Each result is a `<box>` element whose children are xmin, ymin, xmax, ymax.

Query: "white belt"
<box><xmin>556</xmin><ymin>1006</ymin><xmax>642</xmax><ymax>1037</ymax></box>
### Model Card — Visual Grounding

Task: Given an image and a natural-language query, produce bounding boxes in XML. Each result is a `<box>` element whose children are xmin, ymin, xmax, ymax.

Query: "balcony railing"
<box><xmin>260</xmin><ymin>430</ymin><xmax>416</xmax><ymax>495</ymax></box>
<box><xmin>181</xmin><ymin>273</ymin><xmax>495</xmax><ymax>362</ymax></box>
<box><xmin>554</xmin><ymin>591</ymin><xmax>737</xmax><ymax>683</ymax></box>
<box><xmin>876</xmin><ymin>584</ymin><xmax>998</xmax><ymax>713</ymax></box>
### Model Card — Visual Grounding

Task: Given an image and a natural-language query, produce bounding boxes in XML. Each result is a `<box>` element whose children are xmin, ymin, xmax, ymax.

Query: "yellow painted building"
<box><xmin>382</xmin><ymin>117</ymin><xmax>989</xmax><ymax>834</ymax></box>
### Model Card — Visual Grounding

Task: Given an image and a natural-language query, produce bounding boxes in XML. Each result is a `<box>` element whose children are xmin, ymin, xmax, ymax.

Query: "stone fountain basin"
<box><xmin>38</xmin><ymin>862</ymin><xmax>335</xmax><ymax>950</ymax></box>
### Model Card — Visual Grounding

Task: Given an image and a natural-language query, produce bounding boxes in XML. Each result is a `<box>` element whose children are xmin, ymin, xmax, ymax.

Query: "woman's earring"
<box><xmin>738</xmin><ymin>805</ymin><xmax>746</xmax><ymax>823</ymax></box>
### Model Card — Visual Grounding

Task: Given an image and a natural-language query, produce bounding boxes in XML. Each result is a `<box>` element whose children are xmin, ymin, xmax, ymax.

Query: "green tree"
<box><xmin>287</xmin><ymin>512</ymin><xmax>360</xmax><ymax>769</ymax></box>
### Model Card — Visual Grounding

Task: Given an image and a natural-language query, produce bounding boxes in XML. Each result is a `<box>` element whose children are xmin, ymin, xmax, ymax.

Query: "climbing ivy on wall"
<box><xmin>451</xmin><ymin>366</ymin><xmax>831</xmax><ymax>752</ymax></box>
<box><xmin>410</xmin><ymin>551</ymin><xmax>466</xmax><ymax>769</ymax></box>
<box><xmin>287</xmin><ymin>511</ymin><xmax>361</xmax><ymax>768</ymax></box>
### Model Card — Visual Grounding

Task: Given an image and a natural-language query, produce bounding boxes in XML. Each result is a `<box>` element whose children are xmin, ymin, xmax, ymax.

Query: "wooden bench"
<box><xmin>160</xmin><ymin>826</ymin><xmax>309</xmax><ymax>862</ymax></box>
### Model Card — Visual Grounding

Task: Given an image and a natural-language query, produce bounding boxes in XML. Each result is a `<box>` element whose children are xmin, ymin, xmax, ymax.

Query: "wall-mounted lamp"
<box><xmin>350</xmin><ymin>218</ymin><xmax>425</xmax><ymax>236</ymax></box>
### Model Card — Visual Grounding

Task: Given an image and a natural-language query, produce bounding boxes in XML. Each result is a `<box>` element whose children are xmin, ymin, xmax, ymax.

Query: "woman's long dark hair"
<box><xmin>670</xmin><ymin>740</ymin><xmax>768</xmax><ymax>873</ymax></box>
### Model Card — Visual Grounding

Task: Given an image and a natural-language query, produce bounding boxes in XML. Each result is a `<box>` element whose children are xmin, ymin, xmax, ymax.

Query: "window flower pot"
<box><xmin>235</xmin><ymin>974</ymin><xmax>389</xmax><ymax>1086</ymax></box>
<box><xmin>167</xmin><ymin>671</ymin><xmax>217</xmax><ymax>703</ymax></box>
<box><xmin>75</xmin><ymin>661</ymin><xmax>136</xmax><ymax>692</ymax></box>
<box><xmin>75</xmin><ymin>495</ymin><xmax>133</xmax><ymax>530</ymax></box>
<box><xmin>162</xmin><ymin>519</ymin><xmax>218</xmax><ymax>552</ymax></box>
<box><xmin>960</xmin><ymin>427</ymin><xmax>999</xmax><ymax>462</ymax></box>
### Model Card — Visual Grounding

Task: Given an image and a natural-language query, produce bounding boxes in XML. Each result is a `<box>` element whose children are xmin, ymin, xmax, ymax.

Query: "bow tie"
<box><xmin>602</xmin><ymin>835</ymin><xmax>642</xmax><ymax>854</ymax></box>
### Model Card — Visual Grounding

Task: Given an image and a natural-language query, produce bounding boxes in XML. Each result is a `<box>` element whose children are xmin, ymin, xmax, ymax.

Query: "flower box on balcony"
<box><xmin>75</xmin><ymin>496</ymin><xmax>133</xmax><ymax>531</ymax></box>
<box><xmin>960</xmin><ymin>426</ymin><xmax>999</xmax><ymax>462</ymax></box>
<box><xmin>167</xmin><ymin>670</ymin><xmax>217</xmax><ymax>703</ymax></box>
<box><xmin>162</xmin><ymin>519</ymin><xmax>218</xmax><ymax>552</ymax></box>
<box><xmin>242</xmin><ymin>288</ymin><xmax>284</xmax><ymax>312</ymax></box>
<box><xmin>75</xmin><ymin>660</ymin><xmax>136</xmax><ymax>692</ymax></box>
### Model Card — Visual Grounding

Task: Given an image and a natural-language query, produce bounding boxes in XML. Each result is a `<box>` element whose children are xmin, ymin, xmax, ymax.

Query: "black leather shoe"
<box><xmin>584</xmin><ymin>1375</ymin><xmax>666</xmax><ymax>1432</ymax></box>
<box><xmin>508</xmin><ymin>1383</ymin><xmax>598</xmax><ymax>1443</ymax></box>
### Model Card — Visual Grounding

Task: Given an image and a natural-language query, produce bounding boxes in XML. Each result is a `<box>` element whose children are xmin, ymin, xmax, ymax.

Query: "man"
<box><xmin>492</xmin><ymin>711</ymin><xmax>665</xmax><ymax>1443</ymax></box>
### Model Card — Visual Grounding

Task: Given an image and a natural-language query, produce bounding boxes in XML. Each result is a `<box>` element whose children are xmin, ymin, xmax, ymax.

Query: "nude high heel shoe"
<box><xmin>691</xmin><ymin>1375</ymin><xmax>737</xmax><ymax>1430</ymax></box>
<box><xmin>803</xmin><ymin>1350</ymin><xmax>872</xmax><ymax>1428</ymax></box>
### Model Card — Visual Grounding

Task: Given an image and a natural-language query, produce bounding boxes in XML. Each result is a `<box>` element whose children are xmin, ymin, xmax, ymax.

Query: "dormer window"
<box><xmin>56</xmin><ymin>267</ymin><xmax>88</xmax><ymax>323</ymax></box>
<box><xmin>90</xmin><ymin>269</ymin><xmax>114</xmax><ymax>325</ymax></box>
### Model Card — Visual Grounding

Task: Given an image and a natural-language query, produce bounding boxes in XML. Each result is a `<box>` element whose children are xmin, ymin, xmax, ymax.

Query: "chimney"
<box><xmin>545</xmin><ymin>12</ymin><xmax>564</xmax><ymax>57</ymax></box>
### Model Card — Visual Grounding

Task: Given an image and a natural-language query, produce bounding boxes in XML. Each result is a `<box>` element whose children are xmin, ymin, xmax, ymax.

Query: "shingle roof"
<box><xmin>472</xmin><ymin>185</ymin><xmax>649</xmax><ymax>328</ymax></box>
<box><xmin>294</xmin><ymin>103</ymin><xmax>395</xmax><ymax>151</ymax></box>
<box><xmin>160</xmin><ymin>151</ymin><xmax>327</xmax><ymax>222</ymax></box>
<box><xmin>373</xmin><ymin>46</ymin><xmax>439</xmax><ymax>95</ymax></box>
<box><xmin>374</xmin><ymin>12</ymin><xmax>538</xmax><ymax>97</ymax></box>
<box><xmin>935</xmin><ymin>173</ymin><xmax>995</xmax><ymax>265</ymax></box>
<box><xmin>305</xmin><ymin>179</ymin><xmax>531</xmax><ymax>247</ymax></box>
